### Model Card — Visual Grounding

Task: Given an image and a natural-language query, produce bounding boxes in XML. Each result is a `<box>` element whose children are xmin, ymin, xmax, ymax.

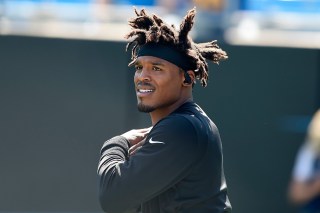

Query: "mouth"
<box><xmin>136</xmin><ymin>82</ymin><xmax>155</xmax><ymax>97</ymax></box>
<box><xmin>136</xmin><ymin>87</ymin><xmax>155</xmax><ymax>97</ymax></box>
<box><xmin>137</xmin><ymin>89</ymin><xmax>155</xmax><ymax>93</ymax></box>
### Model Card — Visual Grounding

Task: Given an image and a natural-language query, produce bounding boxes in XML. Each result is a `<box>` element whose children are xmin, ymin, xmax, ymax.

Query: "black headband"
<box><xmin>137</xmin><ymin>43</ymin><xmax>193</xmax><ymax>71</ymax></box>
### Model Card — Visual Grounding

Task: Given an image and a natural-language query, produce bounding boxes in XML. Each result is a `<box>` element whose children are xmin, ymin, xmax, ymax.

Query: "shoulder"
<box><xmin>156</xmin><ymin>114</ymin><xmax>199</xmax><ymax>134</ymax></box>
<box><xmin>150</xmin><ymin>114</ymin><xmax>198</xmax><ymax>146</ymax></box>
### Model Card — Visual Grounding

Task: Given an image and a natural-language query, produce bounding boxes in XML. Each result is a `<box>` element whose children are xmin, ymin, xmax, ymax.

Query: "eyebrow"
<box><xmin>152</xmin><ymin>61</ymin><xmax>165</xmax><ymax>66</ymax></box>
<box><xmin>135</xmin><ymin>60</ymin><xmax>166</xmax><ymax>66</ymax></box>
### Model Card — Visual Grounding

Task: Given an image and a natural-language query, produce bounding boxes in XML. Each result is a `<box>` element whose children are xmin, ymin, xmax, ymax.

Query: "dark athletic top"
<box><xmin>98</xmin><ymin>101</ymin><xmax>232</xmax><ymax>213</ymax></box>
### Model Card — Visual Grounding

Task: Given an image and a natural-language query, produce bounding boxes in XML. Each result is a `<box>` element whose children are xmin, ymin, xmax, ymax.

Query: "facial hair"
<box><xmin>137</xmin><ymin>102</ymin><xmax>155</xmax><ymax>113</ymax></box>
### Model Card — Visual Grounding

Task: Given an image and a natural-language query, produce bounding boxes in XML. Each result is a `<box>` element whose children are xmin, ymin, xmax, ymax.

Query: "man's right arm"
<box><xmin>97</xmin><ymin>128</ymin><xmax>150</xmax><ymax>213</ymax></box>
<box><xmin>97</xmin><ymin>117</ymin><xmax>200</xmax><ymax>213</ymax></box>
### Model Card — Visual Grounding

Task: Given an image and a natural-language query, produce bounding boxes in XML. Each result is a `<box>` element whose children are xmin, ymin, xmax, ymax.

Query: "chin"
<box><xmin>137</xmin><ymin>102</ymin><xmax>155</xmax><ymax>113</ymax></box>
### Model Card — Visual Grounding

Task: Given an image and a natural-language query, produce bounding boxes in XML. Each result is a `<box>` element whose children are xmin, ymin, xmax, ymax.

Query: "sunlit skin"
<box><xmin>134</xmin><ymin>56</ymin><xmax>195</xmax><ymax>125</ymax></box>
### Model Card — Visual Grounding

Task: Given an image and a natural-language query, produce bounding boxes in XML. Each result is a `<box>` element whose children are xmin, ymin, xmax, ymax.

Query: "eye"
<box><xmin>135</xmin><ymin>65</ymin><xmax>142</xmax><ymax>71</ymax></box>
<box><xmin>152</xmin><ymin>66</ymin><xmax>161</xmax><ymax>71</ymax></box>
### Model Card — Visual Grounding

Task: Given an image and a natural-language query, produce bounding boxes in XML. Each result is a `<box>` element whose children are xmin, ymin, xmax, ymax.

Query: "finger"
<box><xmin>129</xmin><ymin>146</ymin><xmax>137</xmax><ymax>156</ymax></box>
<box><xmin>129</xmin><ymin>142</ymin><xmax>143</xmax><ymax>155</ymax></box>
<box><xmin>134</xmin><ymin>133</ymin><xmax>148</xmax><ymax>141</ymax></box>
<box><xmin>129</xmin><ymin>143</ymin><xmax>140</xmax><ymax>154</ymax></box>
<box><xmin>130</xmin><ymin>138</ymin><xmax>145</xmax><ymax>150</ymax></box>
<box><xmin>135</xmin><ymin>131</ymin><xmax>150</xmax><ymax>140</ymax></box>
<box><xmin>138</xmin><ymin>126</ymin><xmax>153</xmax><ymax>133</ymax></box>
<box><xmin>129</xmin><ymin>146</ymin><xmax>142</xmax><ymax>156</ymax></box>
<box><xmin>138</xmin><ymin>129</ymin><xmax>151</xmax><ymax>134</ymax></box>
<box><xmin>129</xmin><ymin>139</ymin><xmax>145</xmax><ymax>155</ymax></box>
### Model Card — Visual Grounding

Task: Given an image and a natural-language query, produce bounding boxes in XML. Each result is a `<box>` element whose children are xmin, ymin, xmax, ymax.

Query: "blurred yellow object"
<box><xmin>193</xmin><ymin>0</ymin><xmax>225</xmax><ymax>12</ymax></box>
<box><xmin>307</xmin><ymin>109</ymin><xmax>320</xmax><ymax>152</ymax></box>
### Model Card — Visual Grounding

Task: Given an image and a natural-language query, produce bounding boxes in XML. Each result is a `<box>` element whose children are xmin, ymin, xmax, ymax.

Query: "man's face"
<box><xmin>134</xmin><ymin>56</ymin><xmax>184</xmax><ymax>113</ymax></box>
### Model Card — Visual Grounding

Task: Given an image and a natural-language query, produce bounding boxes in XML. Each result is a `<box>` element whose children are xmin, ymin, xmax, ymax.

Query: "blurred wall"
<box><xmin>0</xmin><ymin>35</ymin><xmax>319</xmax><ymax>213</ymax></box>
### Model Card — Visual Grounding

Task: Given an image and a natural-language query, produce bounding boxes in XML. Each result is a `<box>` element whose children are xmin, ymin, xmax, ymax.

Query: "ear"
<box><xmin>182</xmin><ymin>70</ymin><xmax>195</xmax><ymax>87</ymax></box>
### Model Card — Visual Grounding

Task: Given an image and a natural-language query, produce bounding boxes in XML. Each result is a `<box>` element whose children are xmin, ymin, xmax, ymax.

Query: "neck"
<box><xmin>149</xmin><ymin>97</ymin><xmax>193</xmax><ymax>125</ymax></box>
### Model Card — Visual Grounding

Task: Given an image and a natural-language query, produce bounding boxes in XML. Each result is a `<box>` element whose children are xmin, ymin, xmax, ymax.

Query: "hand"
<box><xmin>121</xmin><ymin>127</ymin><xmax>152</xmax><ymax>147</ymax></box>
<box><xmin>129</xmin><ymin>138</ymin><xmax>146</xmax><ymax>156</ymax></box>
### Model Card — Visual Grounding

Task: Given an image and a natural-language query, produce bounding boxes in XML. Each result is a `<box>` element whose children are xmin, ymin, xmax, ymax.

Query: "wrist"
<box><xmin>119</xmin><ymin>135</ymin><xmax>131</xmax><ymax>148</ymax></box>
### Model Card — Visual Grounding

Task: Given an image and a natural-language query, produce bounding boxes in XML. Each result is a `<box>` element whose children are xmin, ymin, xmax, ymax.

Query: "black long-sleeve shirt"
<box><xmin>98</xmin><ymin>101</ymin><xmax>232</xmax><ymax>213</ymax></box>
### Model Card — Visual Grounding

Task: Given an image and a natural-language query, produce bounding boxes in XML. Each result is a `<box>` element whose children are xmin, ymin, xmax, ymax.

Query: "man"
<box><xmin>97</xmin><ymin>7</ymin><xmax>231</xmax><ymax>213</ymax></box>
<box><xmin>288</xmin><ymin>109</ymin><xmax>320</xmax><ymax>213</ymax></box>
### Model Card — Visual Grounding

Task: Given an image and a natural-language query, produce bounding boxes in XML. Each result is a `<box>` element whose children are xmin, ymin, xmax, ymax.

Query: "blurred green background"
<box><xmin>0</xmin><ymin>35</ymin><xmax>319</xmax><ymax>212</ymax></box>
<box><xmin>0</xmin><ymin>0</ymin><xmax>320</xmax><ymax>212</ymax></box>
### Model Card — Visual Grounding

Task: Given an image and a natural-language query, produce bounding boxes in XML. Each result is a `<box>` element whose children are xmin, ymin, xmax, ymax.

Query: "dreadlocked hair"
<box><xmin>125</xmin><ymin>7</ymin><xmax>228</xmax><ymax>87</ymax></box>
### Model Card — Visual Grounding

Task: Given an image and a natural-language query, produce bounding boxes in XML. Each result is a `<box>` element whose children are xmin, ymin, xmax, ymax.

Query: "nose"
<box><xmin>135</xmin><ymin>68</ymin><xmax>151</xmax><ymax>82</ymax></box>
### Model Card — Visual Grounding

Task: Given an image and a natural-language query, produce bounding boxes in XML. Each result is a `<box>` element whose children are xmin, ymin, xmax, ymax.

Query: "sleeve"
<box><xmin>97</xmin><ymin>115</ymin><xmax>202</xmax><ymax>213</ymax></box>
<box><xmin>292</xmin><ymin>143</ymin><xmax>316</xmax><ymax>182</ymax></box>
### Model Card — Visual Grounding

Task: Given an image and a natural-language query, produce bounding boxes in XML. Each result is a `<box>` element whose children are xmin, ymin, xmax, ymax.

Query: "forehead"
<box><xmin>135</xmin><ymin>56</ymin><xmax>179</xmax><ymax>68</ymax></box>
